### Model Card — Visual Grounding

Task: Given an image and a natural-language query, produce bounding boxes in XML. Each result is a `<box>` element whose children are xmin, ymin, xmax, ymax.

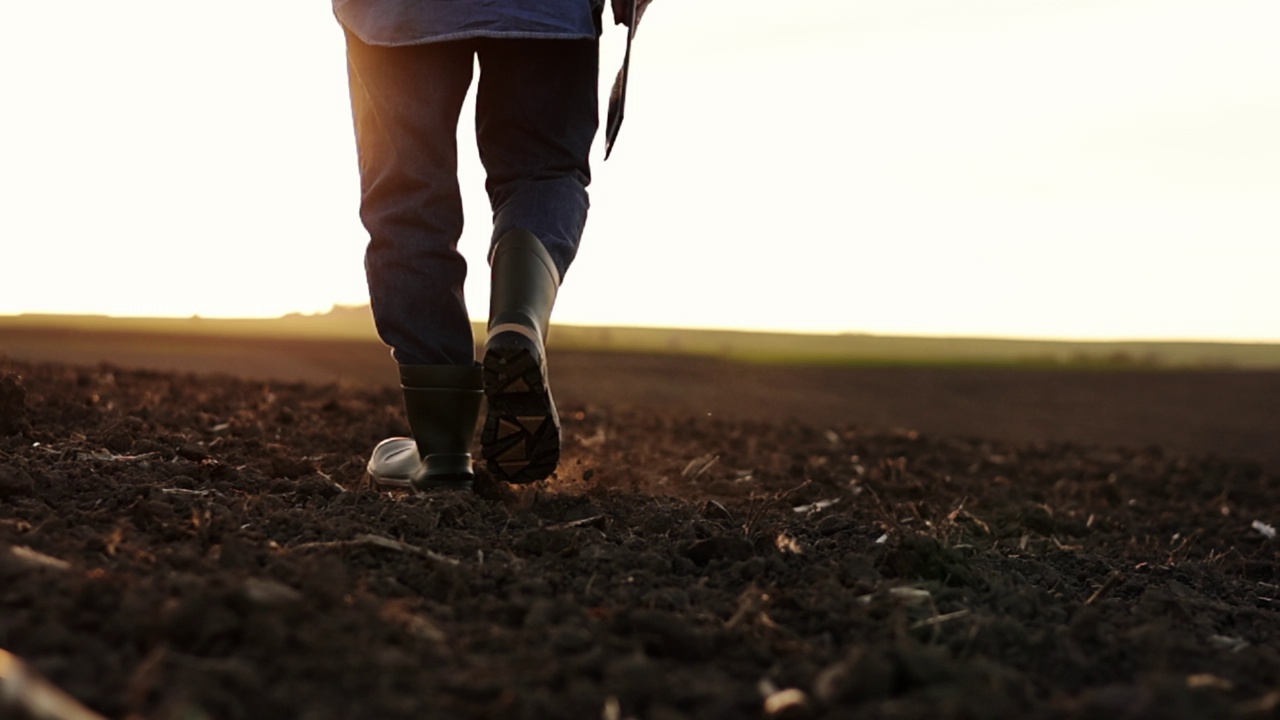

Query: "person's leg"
<box><xmin>344</xmin><ymin>30</ymin><xmax>477</xmax><ymax>366</ymax></box>
<box><xmin>344</xmin><ymin>31</ymin><xmax>485</xmax><ymax>490</ymax></box>
<box><xmin>474</xmin><ymin>38</ymin><xmax>600</xmax><ymax>280</ymax></box>
<box><xmin>472</xmin><ymin>38</ymin><xmax>600</xmax><ymax>484</ymax></box>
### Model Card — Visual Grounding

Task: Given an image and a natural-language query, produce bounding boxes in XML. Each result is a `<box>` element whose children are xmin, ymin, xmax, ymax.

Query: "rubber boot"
<box><xmin>480</xmin><ymin>229</ymin><xmax>562</xmax><ymax>484</ymax></box>
<box><xmin>366</xmin><ymin>364</ymin><xmax>483</xmax><ymax>491</ymax></box>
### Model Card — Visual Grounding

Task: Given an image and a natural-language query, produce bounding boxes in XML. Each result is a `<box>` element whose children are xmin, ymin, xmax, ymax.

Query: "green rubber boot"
<box><xmin>366</xmin><ymin>364</ymin><xmax>483</xmax><ymax>491</ymax></box>
<box><xmin>480</xmin><ymin>230</ymin><xmax>562</xmax><ymax>484</ymax></box>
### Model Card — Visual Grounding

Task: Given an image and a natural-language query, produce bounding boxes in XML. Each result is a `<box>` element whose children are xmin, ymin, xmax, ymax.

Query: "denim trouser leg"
<box><xmin>345</xmin><ymin>30</ymin><xmax>475</xmax><ymax>366</ymax></box>
<box><xmin>344</xmin><ymin>30</ymin><xmax>598</xmax><ymax>367</ymax></box>
<box><xmin>476</xmin><ymin>39</ymin><xmax>599</xmax><ymax>281</ymax></box>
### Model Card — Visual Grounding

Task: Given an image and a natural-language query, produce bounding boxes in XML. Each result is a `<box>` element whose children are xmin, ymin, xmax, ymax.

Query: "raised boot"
<box><xmin>366</xmin><ymin>364</ymin><xmax>483</xmax><ymax>491</ymax></box>
<box><xmin>481</xmin><ymin>230</ymin><xmax>561</xmax><ymax>484</ymax></box>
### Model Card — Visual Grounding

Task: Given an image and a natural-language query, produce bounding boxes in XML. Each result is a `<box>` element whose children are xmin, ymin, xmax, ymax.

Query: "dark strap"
<box><xmin>604</xmin><ymin>0</ymin><xmax>637</xmax><ymax>160</ymax></box>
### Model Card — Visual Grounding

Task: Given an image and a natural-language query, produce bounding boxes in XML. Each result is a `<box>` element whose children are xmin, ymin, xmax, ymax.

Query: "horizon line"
<box><xmin>3</xmin><ymin>309</ymin><xmax>1279</xmax><ymax>346</ymax></box>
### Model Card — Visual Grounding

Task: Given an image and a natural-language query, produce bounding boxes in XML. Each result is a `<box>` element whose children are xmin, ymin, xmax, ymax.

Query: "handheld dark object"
<box><xmin>604</xmin><ymin>0</ymin><xmax>637</xmax><ymax>159</ymax></box>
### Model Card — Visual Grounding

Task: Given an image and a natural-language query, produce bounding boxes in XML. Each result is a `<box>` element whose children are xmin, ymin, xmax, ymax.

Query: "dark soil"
<box><xmin>2</xmin><ymin>356</ymin><xmax>1278</xmax><ymax>719</ymax></box>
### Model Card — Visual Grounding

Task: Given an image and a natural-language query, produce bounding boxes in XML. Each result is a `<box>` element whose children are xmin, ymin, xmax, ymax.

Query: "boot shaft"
<box><xmin>488</xmin><ymin>229</ymin><xmax>560</xmax><ymax>342</ymax></box>
<box><xmin>399</xmin><ymin>364</ymin><xmax>483</xmax><ymax>473</ymax></box>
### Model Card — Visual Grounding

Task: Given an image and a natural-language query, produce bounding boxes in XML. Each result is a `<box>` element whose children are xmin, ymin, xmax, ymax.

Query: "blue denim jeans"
<box><xmin>344</xmin><ymin>29</ymin><xmax>599</xmax><ymax>366</ymax></box>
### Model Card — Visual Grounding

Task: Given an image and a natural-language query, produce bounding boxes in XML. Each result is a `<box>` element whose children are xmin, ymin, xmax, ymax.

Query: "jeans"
<box><xmin>344</xmin><ymin>29</ymin><xmax>599</xmax><ymax>366</ymax></box>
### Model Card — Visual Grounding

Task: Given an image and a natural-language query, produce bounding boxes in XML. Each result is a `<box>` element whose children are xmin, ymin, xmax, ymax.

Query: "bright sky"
<box><xmin>3</xmin><ymin>0</ymin><xmax>1278</xmax><ymax>341</ymax></box>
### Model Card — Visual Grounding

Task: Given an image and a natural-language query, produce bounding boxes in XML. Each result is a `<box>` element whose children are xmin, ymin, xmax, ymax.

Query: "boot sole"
<box><xmin>481</xmin><ymin>336</ymin><xmax>560</xmax><ymax>484</ymax></box>
<box><xmin>363</xmin><ymin>471</ymin><xmax>474</xmax><ymax>493</ymax></box>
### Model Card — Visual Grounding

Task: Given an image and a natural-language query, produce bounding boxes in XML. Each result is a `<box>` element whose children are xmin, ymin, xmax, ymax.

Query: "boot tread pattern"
<box><xmin>481</xmin><ymin>342</ymin><xmax>560</xmax><ymax>484</ymax></box>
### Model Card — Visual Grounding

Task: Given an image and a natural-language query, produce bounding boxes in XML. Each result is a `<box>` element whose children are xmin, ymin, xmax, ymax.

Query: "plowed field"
<box><xmin>2</xmin><ymin>350</ymin><xmax>1278</xmax><ymax>719</ymax></box>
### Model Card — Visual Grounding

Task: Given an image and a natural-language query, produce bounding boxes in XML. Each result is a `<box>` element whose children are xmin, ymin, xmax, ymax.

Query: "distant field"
<box><xmin>4</xmin><ymin>308</ymin><xmax>1280</xmax><ymax>369</ymax></box>
<box><xmin>545</xmin><ymin>325</ymin><xmax>1280</xmax><ymax>369</ymax></box>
